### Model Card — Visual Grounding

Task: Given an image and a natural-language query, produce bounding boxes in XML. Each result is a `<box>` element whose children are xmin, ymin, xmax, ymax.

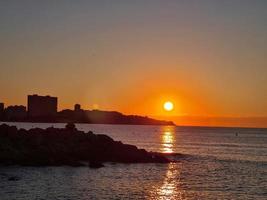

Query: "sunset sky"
<box><xmin>1</xmin><ymin>1</ymin><xmax>267</xmax><ymax>127</ymax></box>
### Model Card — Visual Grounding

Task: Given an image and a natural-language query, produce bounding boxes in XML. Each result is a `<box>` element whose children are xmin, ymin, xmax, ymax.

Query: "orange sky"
<box><xmin>0</xmin><ymin>1</ymin><xmax>267</xmax><ymax>128</ymax></box>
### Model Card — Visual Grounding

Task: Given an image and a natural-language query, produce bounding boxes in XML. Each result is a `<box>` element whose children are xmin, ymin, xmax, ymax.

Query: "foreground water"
<box><xmin>0</xmin><ymin>123</ymin><xmax>266</xmax><ymax>199</ymax></box>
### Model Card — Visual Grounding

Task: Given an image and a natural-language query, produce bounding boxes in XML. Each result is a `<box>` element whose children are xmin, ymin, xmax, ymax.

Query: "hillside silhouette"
<box><xmin>57</xmin><ymin>109</ymin><xmax>175</xmax><ymax>125</ymax></box>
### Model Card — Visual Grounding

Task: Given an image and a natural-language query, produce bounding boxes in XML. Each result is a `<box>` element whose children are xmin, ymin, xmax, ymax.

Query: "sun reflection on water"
<box><xmin>156</xmin><ymin>163</ymin><xmax>183</xmax><ymax>200</ymax></box>
<box><xmin>153</xmin><ymin>126</ymin><xmax>183</xmax><ymax>199</ymax></box>
<box><xmin>160</xmin><ymin>126</ymin><xmax>176</xmax><ymax>153</ymax></box>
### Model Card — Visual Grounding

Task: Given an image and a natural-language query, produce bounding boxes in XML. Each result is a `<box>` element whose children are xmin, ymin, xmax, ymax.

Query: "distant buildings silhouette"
<box><xmin>74</xmin><ymin>104</ymin><xmax>81</xmax><ymax>111</ymax></box>
<box><xmin>0</xmin><ymin>102</ymin><xmax>27</xmax><ymax>121</ymax></box>
<box><xmin>28</xmin><ymin>95</ymin><xmax>57</xmax><ymax>120</ymax></box>
<box><xmin>5</xmin><ymin>105</ymin><xmax>27</xmax><ymax>121</ymax></box>
<box><xmin>0</xmin><ymin>94</ymin><xmax>174</xmax><ymax>125</ymax></box>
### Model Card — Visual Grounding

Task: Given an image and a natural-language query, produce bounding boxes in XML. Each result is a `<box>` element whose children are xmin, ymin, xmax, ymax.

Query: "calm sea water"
<box><xmin>0</xmin><ymin>122</ymin><xmax>266</xmax><ymax>199</ymax></box>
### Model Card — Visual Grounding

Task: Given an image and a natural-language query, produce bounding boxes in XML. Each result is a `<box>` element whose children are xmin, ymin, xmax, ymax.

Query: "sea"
<box><xmin>0</xmin><ymin>122</ymin><xmax>266</xmax><ymax>200</ymax></box>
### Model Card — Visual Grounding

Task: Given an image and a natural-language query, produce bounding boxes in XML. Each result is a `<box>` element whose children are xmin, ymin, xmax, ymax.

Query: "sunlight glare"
<box><xmin>164</xmin><ymin>101</ymin><xmax>174</xmax><ymax>111</ymax></box>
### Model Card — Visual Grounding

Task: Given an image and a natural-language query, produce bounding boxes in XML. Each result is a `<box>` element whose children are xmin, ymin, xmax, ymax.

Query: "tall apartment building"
<box><xmin>28</xmin><ymin>95</ymin><xmax>57</xmax><ymax>118</ymax></box>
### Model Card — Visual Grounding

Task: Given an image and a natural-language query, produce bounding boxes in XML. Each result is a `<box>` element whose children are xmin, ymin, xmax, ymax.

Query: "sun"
<box><xmin>163</xmin><ymin>101</ymin><xmax>174</xmax><ymax>111</ymax></box>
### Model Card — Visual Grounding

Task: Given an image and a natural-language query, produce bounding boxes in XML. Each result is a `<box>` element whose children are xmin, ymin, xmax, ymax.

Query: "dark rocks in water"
<box><xmin>0</xmin><ymin>123</ymin><xmax>170</xmax><ymax>167</ymax></box>
<box><xmin>65</xmin><ymin>122</ymin><xmax>76</xmax><ymax>131</ymax></box>
<box><xmin>89</xmin><ymin>161</ymin><xmax>104</xmax><ymax>168</ymax></box>
<box><xmin>8</xmin><ymin>176</ymin><xmax>20</xmax><ymax>181</ymax></box>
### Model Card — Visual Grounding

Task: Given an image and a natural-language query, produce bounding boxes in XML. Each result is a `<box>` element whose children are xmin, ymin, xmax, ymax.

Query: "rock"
<box><xmin>0</xmin><ymin>124</ymin><xmax>170</xmax><ymax>166</ymax></box>
<box><xmin>97</xmin><ymin>134</ymin><xmax>114</xmax><ymax>144</ymax></box>
<box><xmin>8</xmin><ymin>176</ymin><xmax>20</xmax><ymax>181</ymax></box>
<box><xmin>89</xmin><ymin>161</ymin><xmax>104</xmax><ymax>168</ymax></box>
<box><xmin>65</xmin><ymin>122</ymin><xmax>76</xmax><ymax>130</ymax></box>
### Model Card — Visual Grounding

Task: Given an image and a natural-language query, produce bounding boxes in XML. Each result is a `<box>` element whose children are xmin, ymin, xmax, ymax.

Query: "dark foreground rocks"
<box><xmin>0</xmin><ymin>123</ymin><xmax>169</xmax><ymax>167</ymax></box>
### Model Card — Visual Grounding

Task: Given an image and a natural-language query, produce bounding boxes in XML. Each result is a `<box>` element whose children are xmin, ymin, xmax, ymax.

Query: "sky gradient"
<box><xmin>1</xmin><ymin>1</ymin><xmax>267</xmax><ymax>127</ymax></box>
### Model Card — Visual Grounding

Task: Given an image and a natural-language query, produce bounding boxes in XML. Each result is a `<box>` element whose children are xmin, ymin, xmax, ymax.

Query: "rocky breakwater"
<box><xmin>0</xmin><ymin>123</ymin><xmax>169</xmax><ymax>167</ymax></box>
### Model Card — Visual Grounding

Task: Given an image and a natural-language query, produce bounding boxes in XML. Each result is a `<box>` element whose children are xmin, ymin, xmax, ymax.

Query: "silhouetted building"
<box><xmin>28</xmin><ymin>95</ymin><xmax>57</xmax><ymax>118</ymax></box>
<box><xmin>74</xmin><ymin>104</ymin><xmax>81</xmax><ymax>111</ymax></box>
<box><xmin>0</xmin><ymin>103</ymin><xmax>4</xmax><ymax>111</ymax></box>
<box><xmin>0</xmin><ymin>103</ymin><xmax>4</xmax><ymax>120</ymax></box>
<box><xmin>74</xmin><ymin>104</ymin><xmax>86</xmax><ymax>122</ymax></box>
<box><xmin>5</xmin><ymin>105</ymin><xmax>27</xmax><ymax>121</ymax></box>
